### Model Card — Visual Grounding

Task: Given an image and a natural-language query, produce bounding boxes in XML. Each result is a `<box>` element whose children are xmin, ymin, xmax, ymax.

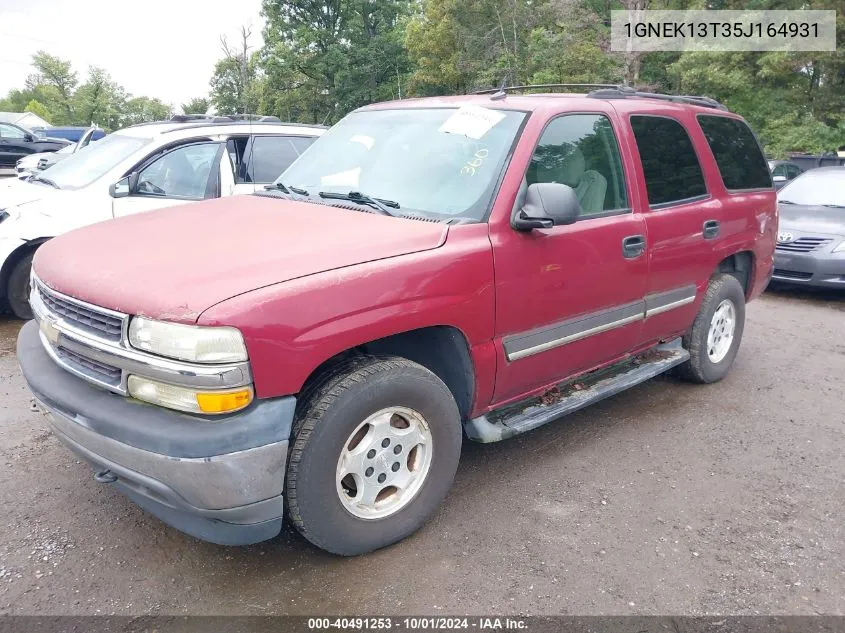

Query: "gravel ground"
<box><xmin>0</xmin><ymin>287</ymin><xmax>843</xmax><ymax>616</ymax></box>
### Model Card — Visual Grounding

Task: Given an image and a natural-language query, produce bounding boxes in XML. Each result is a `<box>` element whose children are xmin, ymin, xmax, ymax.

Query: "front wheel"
<box><xmin>7</xmin><ymin>253</ymin><xmax>34</xmax><ymax>320</ymax></box>
<box><xmin>676</xmin><ymin>274</ymin><xmax>746</xmax><ymax>384</ymax></box>
<box><xmin>285</xmin><ymin>355</ymin><xmax>462</xmax><ymax>555</ymax></box>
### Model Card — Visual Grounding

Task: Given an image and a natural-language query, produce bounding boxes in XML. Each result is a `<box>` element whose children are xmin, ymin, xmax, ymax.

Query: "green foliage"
<box><xmin>0</xmin><ymin>50</ymin><xmax>174</xmax><ymax>131</ymax></box>
<box><xmin>181</xmin><ymin>97</ymin><xmax>211</xmax><ymax>115</ymax></box>
<box><xmin>23</xmin><ymin>99</ymin><xmax>52</xmax><ymax>122</ymax></box>
<box><xmin>4</xmin><ymin>0</ymin><xmax>843</xmax><ymax>155</ymax></box>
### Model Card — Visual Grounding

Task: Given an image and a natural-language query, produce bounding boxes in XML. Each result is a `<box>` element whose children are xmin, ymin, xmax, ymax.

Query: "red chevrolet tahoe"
<box><xmin>17</xmin><ymin>87</ymin><xmax>777</xmax><ymax>555</ymax></box>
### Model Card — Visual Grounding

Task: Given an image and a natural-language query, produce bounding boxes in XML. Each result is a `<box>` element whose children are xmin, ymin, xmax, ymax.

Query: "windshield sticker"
<box><xmin>438</xmin><ymin>106</ymin><xmax>506</xmax><ymax>139</ymax></box>
<box><xmin>321</xmin><ymin>167</ymin><xmax>361</xmax><ymax>188</ymax></box>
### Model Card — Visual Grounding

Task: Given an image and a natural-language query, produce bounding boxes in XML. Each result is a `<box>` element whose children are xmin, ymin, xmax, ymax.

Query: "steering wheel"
<box><xmin>138</xmin><ymin>180</ymin><xmax>166</xmax><ymax>195</ymax></box>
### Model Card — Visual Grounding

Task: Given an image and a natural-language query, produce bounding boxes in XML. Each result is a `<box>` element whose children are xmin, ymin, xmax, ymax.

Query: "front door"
<box><xmin>112</xmin><ymin>141</ymin><xmax>229</xmax><ymax>217</ymax></box>
<box><xmin>490</xmin><ymin>111</ymin><xmax>649</xmax><ymax>404</ymax></box>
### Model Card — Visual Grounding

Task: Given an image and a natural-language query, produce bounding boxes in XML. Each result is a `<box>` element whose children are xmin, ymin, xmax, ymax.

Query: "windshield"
<box><xmin>278</xmin><ymin>107</ymin><xmax>527</xmax><ymax>220</ymax></box>
<box><xmin>778</xmin><ymin>169</ymin><xmax>845</xmax><ymax>207</ymax></box>
<box><xmin>41</xmin><ymin>133</ymin><xmax>152</xmax><ymax>190</ymax></box>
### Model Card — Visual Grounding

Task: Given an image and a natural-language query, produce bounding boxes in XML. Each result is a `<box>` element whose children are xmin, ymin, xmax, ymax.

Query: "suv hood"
<box><xmin>34</xmin><ymin>195</ymin><xmax>449</xmax><ymax>322</ymax></box>
<box><xmin>0</xmin><ymin>179</ymin><xmax>67</xmax><ymax>209</ymax></box>
<box><xmin>778</xmin><ymin>203</ymin><xmax>845</xmax><ymax>236</ymax></box>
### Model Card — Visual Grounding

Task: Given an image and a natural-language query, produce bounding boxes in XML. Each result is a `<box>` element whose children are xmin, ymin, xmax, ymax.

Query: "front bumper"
<box><xmin>772</xmin><ymin>249</ymin><xmax>845</xmax><ymax>289</ymax></box>
<box><xmin>18</xmin><ymin>320</ymin><xmax>296</xmax><ymax>545</ymax></box>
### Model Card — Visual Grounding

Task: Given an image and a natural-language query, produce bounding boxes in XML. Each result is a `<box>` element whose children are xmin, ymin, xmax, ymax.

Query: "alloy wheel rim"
<box><xmin>336</xmin><ymin>406</ymin><xmax>433</xmax><ymax>520</ymax></box>
<box><xmin>707</xmin><ymin>299</ymin><xmax>736</xmax><ymax>363</ymax></box>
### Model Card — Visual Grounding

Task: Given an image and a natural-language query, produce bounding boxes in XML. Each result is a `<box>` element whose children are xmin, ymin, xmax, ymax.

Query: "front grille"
<box><xmin>38</xmin><ymin>285</ymin><xmax>123</xmax><ymax>341</ymax></box>
<box><xmin>776</xmin><ymin>237</ymin><xmax>832</xmax><ymax>253</ymax></box>
<box><xmin>55</xmin><ymin>346</ymin><xmax>122</xmax><ymax>386</ymax></box>
<box><xmin>773</xmin><ymin>269</ymin><xmax>813</xmax><ymax>281</ymax></box>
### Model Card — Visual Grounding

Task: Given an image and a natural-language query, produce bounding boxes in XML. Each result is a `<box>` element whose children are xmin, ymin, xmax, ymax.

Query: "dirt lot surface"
<box><xmin>0</xmin><ymin>287</ymin><xmax>843</xmax><ymax>616</ymax></box>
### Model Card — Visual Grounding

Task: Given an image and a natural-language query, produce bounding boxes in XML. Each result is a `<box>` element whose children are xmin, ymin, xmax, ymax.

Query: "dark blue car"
<box><xmin>32</xmin><ymin>126</ymin><xmax>106</xmax><ymax>143</ymax></box>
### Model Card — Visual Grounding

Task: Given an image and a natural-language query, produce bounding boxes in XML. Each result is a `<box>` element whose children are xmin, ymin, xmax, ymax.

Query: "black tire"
<box><xmin>7</xmin><ymin>253</ymin><xmax>34</xmax><ymax>320</ymax></box>
<box><xmin>286</xmin><ymin>355</ymin><xmax>462</xmax><ymax>556</ymax></box>
<box><xmin>676</xmin><ymin>274</ymin><xmax>746</xmax><ymax>384</ymax></box>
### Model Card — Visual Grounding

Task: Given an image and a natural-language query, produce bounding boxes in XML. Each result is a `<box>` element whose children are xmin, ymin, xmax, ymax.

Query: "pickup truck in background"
<box><xmin>18</xmin><ymin>87</ymin><xmax>777</xmax><ymax>556</ymax></box>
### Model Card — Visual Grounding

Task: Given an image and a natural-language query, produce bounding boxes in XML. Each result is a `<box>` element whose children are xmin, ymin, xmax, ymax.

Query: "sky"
<box><xmin>0</xmin><ymin>0</ymin><xmax>264</xmax><ymax>109</ymax></box>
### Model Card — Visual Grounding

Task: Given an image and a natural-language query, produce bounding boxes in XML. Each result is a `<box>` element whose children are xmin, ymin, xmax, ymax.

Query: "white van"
<box><xmin>0</xmin><ymin>118</ymin><xmax>324</xmax><ymax>317</ymax></box>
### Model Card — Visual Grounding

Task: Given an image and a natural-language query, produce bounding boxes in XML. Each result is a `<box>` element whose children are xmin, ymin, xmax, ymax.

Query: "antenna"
<box><xmin>489</xmin><ymin>77</ymin><xmax>508</xmax><ymax>101</ymax></box>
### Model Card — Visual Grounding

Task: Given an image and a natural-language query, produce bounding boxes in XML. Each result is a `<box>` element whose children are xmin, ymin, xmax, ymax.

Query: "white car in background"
<box><xmin>0</xmin><ymin>116</ymin><xmax>325</xmax><ymax>318</ymax></box>
<box><xmin>15</xmin><ymin>126</ymin><xmax>102</xmax><ymax>178</ymax></box>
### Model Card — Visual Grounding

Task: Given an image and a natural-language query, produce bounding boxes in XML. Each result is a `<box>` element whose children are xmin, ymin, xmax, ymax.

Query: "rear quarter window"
<box><xmin>697</xmin><ymin>115</ymin><xmax>772</xmax><ymax>191</ymax></box>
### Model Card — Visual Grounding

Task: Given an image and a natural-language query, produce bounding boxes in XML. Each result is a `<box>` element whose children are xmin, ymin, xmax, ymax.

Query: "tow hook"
<box><xmin>94</xmin><ymin>469</ymin><xmax>118</xmax><ymax>484</ymax></box>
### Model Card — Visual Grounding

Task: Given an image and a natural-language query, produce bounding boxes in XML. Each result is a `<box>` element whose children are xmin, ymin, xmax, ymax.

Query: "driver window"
<box><xmin>136</xmin><ymin>143</ymin><xmax>220</xmax><ymax>199</ymax></box>
<box><xmin>527</xmin><ymin>114</ymin><xmax>629</xmax><ymax>217</ymax></box>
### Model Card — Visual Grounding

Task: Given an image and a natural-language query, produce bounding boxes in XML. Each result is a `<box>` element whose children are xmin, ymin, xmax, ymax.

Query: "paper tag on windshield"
<box><xmin>438</xmin><ymin>105</ymin><xmax>506</xmax><ymax>139</ymax></box>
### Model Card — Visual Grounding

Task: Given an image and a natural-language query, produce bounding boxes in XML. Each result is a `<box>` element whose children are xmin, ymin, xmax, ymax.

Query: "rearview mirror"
<box><xmin>109</xmin><ymin>174</ymin><xmax>136</xmax><ymax>198</ymax></box>
<box><xmin>772</xmin><ymin>175</ymin><xmax>787</xmax><ymax>183</ymax></box>
<box><xmin>512</xmin><ymin>183</ymin><xmax>581</xmax><ymax>231</ymax></box>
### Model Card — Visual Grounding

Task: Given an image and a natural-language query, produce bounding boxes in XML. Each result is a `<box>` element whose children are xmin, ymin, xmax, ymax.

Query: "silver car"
<box><xmin>773</xmin><ymin>167</ymin><xmax>845</xmax><ymax>289</ymax></box>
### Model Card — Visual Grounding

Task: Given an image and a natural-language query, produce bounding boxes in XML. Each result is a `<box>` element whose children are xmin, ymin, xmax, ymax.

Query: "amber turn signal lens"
<box><xmin>196</xmin><ymin>388</ymin><xmax>254</xmax><ymax>414</ymax></box>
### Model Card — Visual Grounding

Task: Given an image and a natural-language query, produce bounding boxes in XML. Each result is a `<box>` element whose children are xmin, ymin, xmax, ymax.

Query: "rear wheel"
<box><xmin>7</xmin><ymin>253</ymin><xmax>34</xmax><ymax>320</ymax></box>
<box><xmin>676</xmin><ymin>274</ymin><xmax>746</xmax><ymax>384</ymax></box>
<box><xmin>285</xmin><ymin>355</ymin><xmax>462</xmax><ymax>556</ymax></box>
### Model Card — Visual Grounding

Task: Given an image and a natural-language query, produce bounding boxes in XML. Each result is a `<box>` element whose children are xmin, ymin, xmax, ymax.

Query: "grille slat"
<box><xmin>55</xmin><ymin>346</ymin><xmax>122</xmax><ymax>385</ymax></box>
<box><xmin>776</xmin><ymin>237</ymin><xmax>832</xmax><ymax>253</ymax></box>
<box><xmin>38</xmin><ymin>286</ymin><xmax>123</xmax><ymax>340</ymax></box>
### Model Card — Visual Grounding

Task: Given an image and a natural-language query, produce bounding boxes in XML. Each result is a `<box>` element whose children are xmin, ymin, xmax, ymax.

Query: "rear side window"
<box><xmin>250</xmin><ymin>135</ymin><xmax>316</xmax><ymax>183</ymax></box>
<box><xmin>630</xmin><ymin>116</ymin><xmax>707</xmax><ymax>207</ymax></box>
<box><xmin>697</xmin><ymin>115</ymin><xmax>771</xmax><ymax>190</ymax></box>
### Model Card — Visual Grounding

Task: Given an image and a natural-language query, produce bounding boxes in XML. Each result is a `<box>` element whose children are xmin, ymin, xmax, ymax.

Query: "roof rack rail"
<box><xmin>587</xmin><ymin>86</ymin><xmax>728</xmax><ymax>111</ymax></box>
<box><xmin>474</xmin><ymin>83</ymin><xmax>619</xmax><ymax>95</ymax></box>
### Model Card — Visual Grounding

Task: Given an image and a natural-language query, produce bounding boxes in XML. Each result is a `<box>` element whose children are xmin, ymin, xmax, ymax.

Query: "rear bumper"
<box><xmin>772</xmin><ymin>250</ymin><xmax>845</xmax><ymax>289</ymax></box>
<box><xmin>17</xmin><ymin>320</ymin><xmax>296</xmax><ymax>545</ymax></box>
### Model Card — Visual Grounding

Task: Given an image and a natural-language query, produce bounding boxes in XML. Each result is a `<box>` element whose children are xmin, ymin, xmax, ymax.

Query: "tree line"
<box><xmin>0</xmin><ymin>52</ymin><xmax>211</xmax><ymax>130</ymax></box>
<box><xmin>2</xmin><ymin>0</ymin><xmax>843</xmax><ymax>157</ymax></box>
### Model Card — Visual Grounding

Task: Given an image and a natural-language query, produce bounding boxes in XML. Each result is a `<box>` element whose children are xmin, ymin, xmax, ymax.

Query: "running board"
<box><xmin>464</xmin><ymin>339</ymin><xmax>690</xmax><ymax>443</ymax></box>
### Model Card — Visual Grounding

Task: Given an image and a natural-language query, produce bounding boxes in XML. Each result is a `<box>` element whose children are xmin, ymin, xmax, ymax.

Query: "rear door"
<box><xmin>247</xmin><ymin>135</ymin><xmax>316</xmax><ymax>188</ymax></box>
<box><xmin>491</xmin><ymin>108</ymin><xmax>649</xmax><ymax>404</ymax></box>
<box><xmin>623</xmin><ymin>112</ymin><xmax>718</xmax><ymax>346</ymax></box>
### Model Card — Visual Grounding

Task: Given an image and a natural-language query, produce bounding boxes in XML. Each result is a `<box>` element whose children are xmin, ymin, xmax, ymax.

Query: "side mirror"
<box><xmin>772</xmin><ymin>175</ymin><xmax>787</xmax><ymax>183</ymax></box>
<box><xmin>24</xmin><ymin>133</ymin><xmax>35</xmax><ymax>143</ymax></box>
<box><xmin>512</xmin><ymin>182</ymin><xmax>581</xmax><ymax>231</ymax></box>
<box><xmin>109</xmin><ymin>173</ymin><xmax>136</xmax><ymax>198</ymax></box>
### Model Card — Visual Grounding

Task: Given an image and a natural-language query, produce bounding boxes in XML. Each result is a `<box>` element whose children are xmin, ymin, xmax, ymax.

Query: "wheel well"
<box><xmin>302</xmin><ymin>326</ymin><xmax>476</xmax><ymax>420</ymax></box>
<box><xmin>0</xmin><ymin>239</ymin><xmax>49</xmax><ymax>301</ymax></box>
<box><xmin>716</xmin><ymin>251</ymin><xmax>754</xmax><ymax>298</ymax></box>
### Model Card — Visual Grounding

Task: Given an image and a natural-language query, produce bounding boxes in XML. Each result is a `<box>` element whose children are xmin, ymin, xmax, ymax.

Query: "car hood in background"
<box><xmin>778</xmin><ymin>203</ymin><xmax>845</xmax><ymax>236</ymax></box>
<box><xmin>33</xmin><ymin>195</ymin><xmax>449</xmax><ymax>322</ymax></box>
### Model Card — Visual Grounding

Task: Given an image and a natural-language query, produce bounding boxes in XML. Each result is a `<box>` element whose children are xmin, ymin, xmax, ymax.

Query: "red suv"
<box><xmin>18</xmin><ymin>87</ymin><xmax>777</xmax><ymax>555</ymax></box>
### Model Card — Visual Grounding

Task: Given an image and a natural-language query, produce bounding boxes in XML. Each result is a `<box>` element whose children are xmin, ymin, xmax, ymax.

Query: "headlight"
<box><xmin>833</xmin><ymin>240</ymin><xmax>845</xmax><ymax>253</ymax></box>
<box><xmin>128</xmin><ymin>317</ymin><xmax>248</xmax><ymax>363</ymax></box>
<box><xmin>127</xmin><ymin>375</ymin><xmax>253</xmax><ymax>414</ymax></box>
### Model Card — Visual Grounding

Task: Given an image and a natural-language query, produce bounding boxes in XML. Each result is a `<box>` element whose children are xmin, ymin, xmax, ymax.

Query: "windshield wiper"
<box><xmin>821</xmin><ymin>204</ymin><xmax>845</xmax><ymax>208</ymax></box>
<box><xmin>778</xmin><ymin>200</ymin><xmax>795</xmax><ymax>204</ymax></box>
<box><xmin>30</xmin><ymin>175</ymin><xmax>59</xmax><ymax>189</ymax></box>
<box><xmin>264</xmin><ymin>182</ymin><xmax>309</xmax><ymax>196</ymax></box>
<box><xmin>318</xmin><ymin>190</ymin><xmax>400</xmax><ymax>217</ymax></box>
